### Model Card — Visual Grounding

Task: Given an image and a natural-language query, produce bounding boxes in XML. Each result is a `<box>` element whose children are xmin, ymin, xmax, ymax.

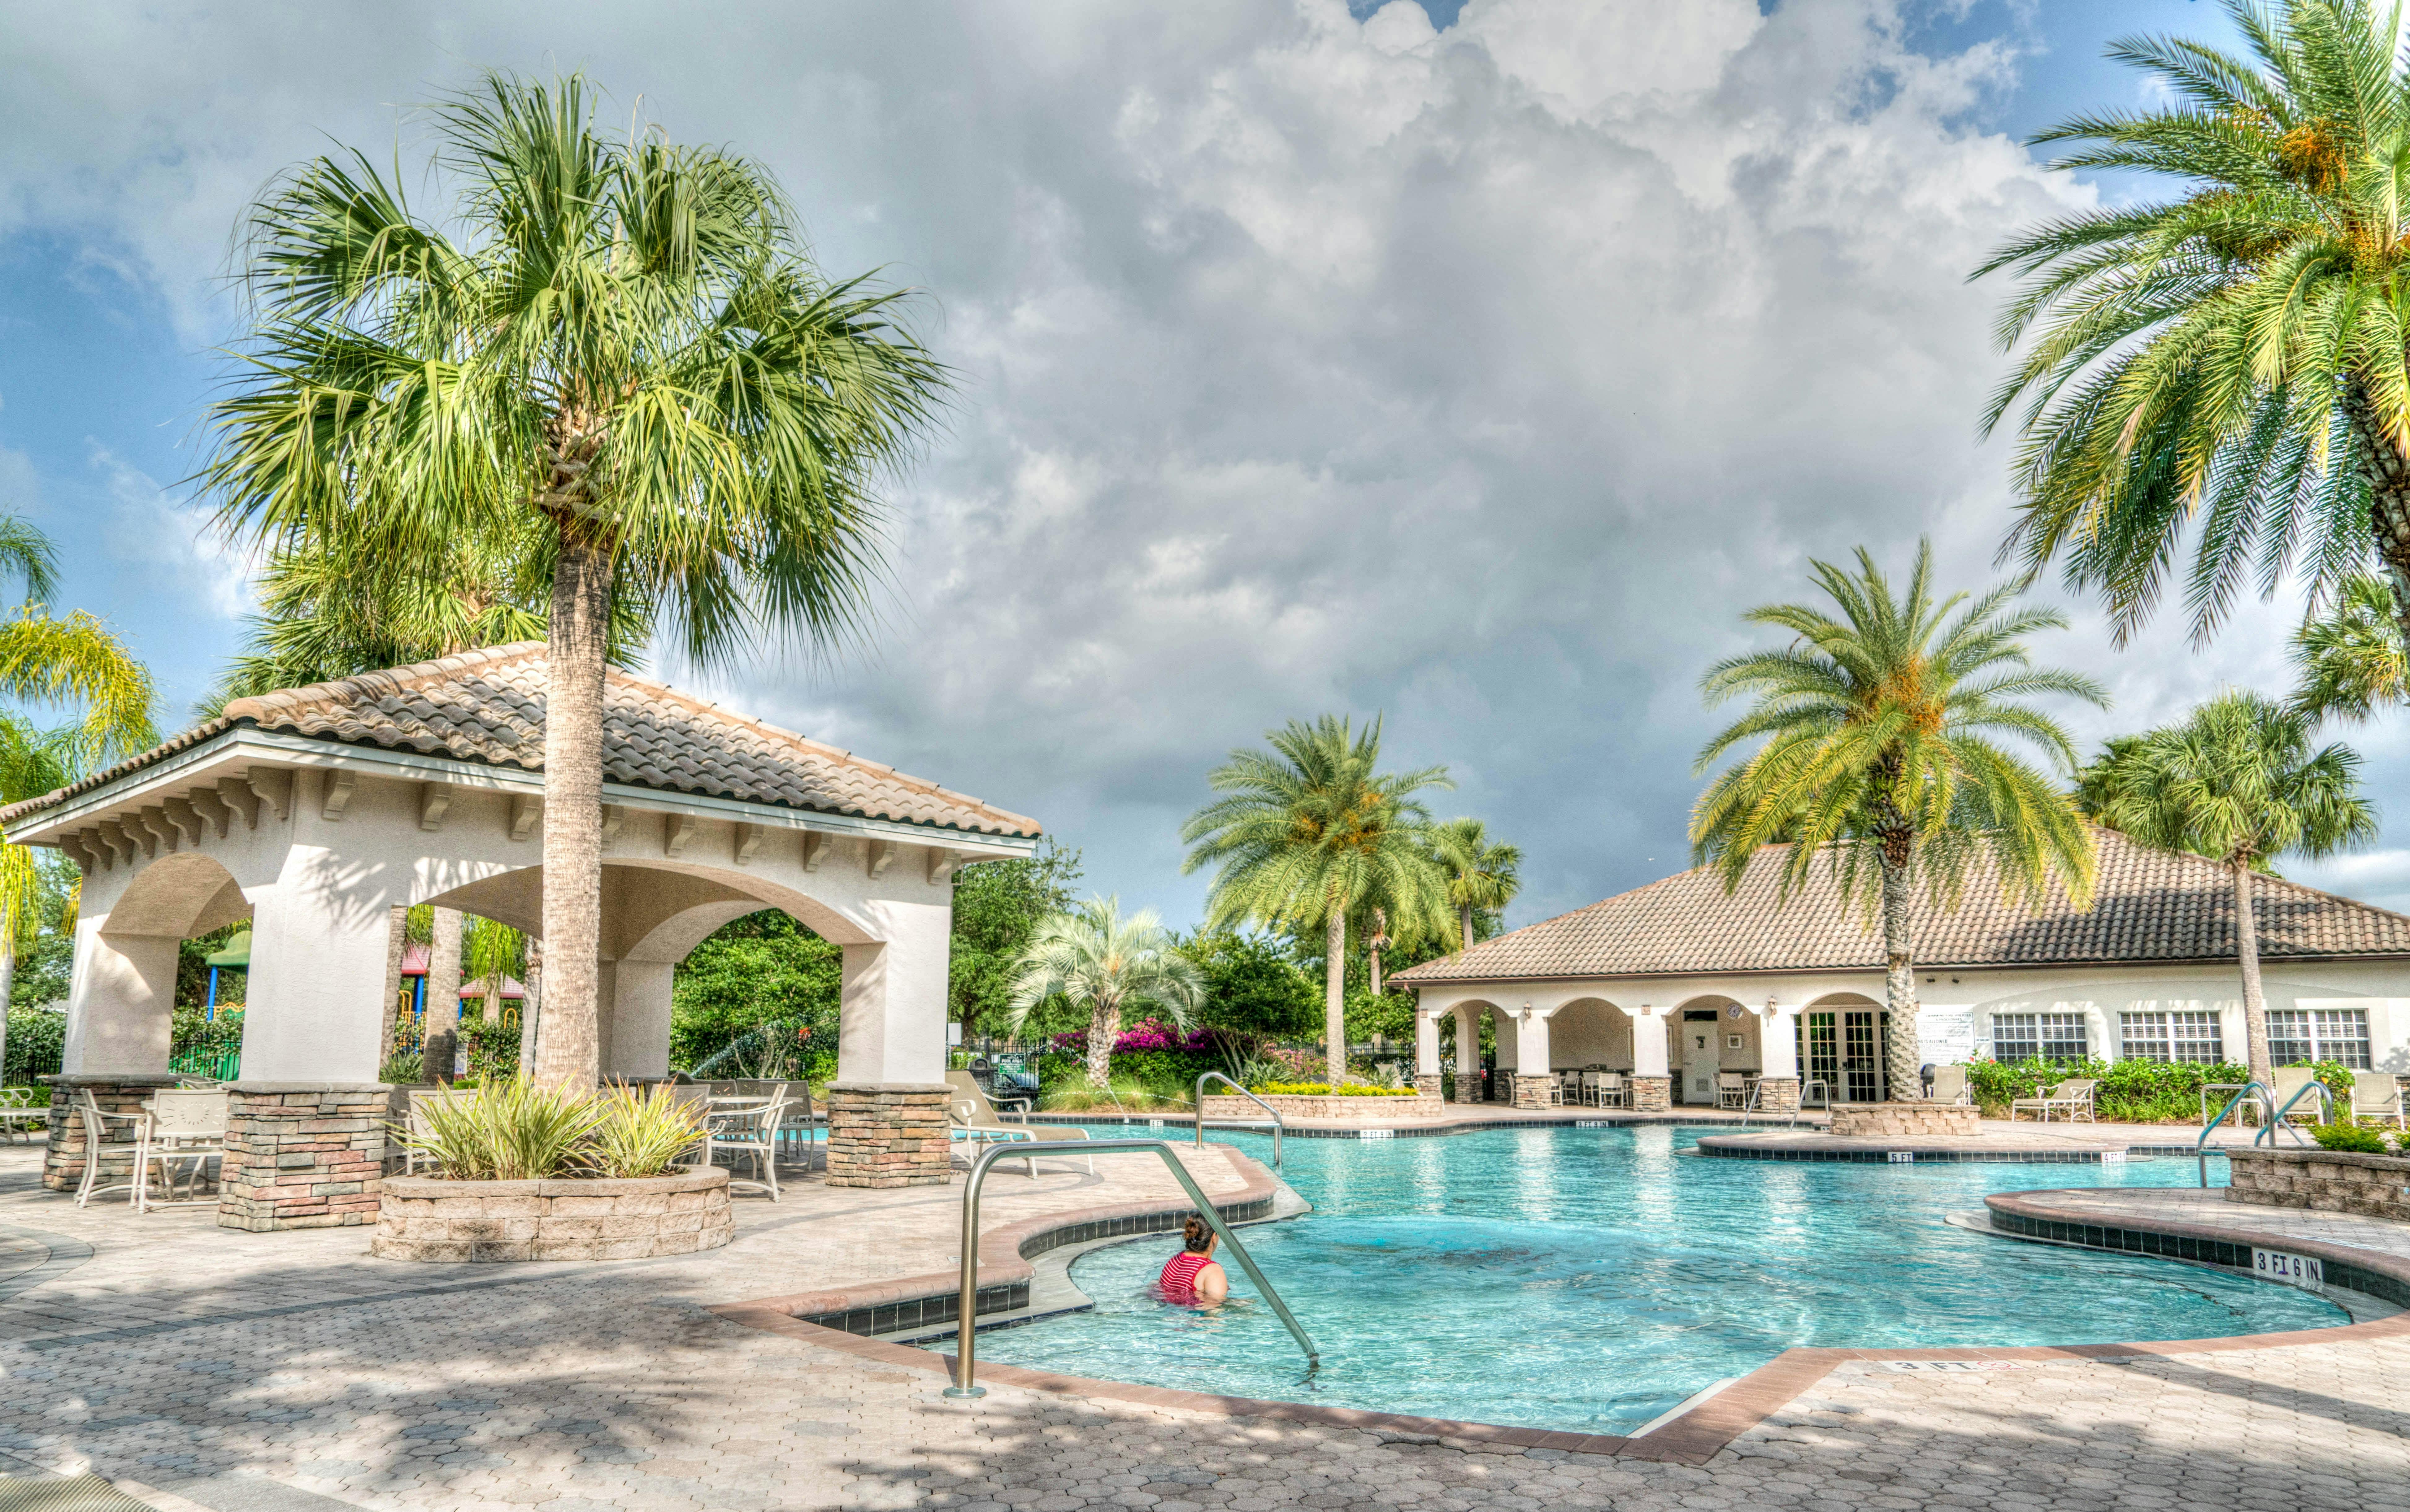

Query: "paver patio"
<box><xmin>3</xmin><ymin>1141</ymin><xmax>2408</xmax><ymax>1511</ymax></box>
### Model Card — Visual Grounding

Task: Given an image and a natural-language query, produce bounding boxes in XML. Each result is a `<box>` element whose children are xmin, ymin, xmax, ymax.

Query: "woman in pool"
<box><xmin>1157</xmin><ymin>1216</ymin><xmax>1229</xmax><ymax>1304</ymax></box>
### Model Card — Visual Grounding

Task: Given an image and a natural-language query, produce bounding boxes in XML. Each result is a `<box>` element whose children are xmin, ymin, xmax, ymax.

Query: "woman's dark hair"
<box><xmin>1182</xmin><ymin>1216</ymin><xmax>1214</xmax><ymax>1253</ymax></box>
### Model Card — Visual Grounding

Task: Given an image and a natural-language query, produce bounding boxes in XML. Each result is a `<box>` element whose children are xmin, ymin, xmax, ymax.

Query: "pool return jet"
<box><xmin>943</xmin><ymin>1138</ymin><xmax>1320</xmax><ymax>1399</ymax></box>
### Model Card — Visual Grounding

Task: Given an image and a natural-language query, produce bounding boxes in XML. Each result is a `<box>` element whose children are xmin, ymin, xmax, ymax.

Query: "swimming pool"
<box><xmin>946</xmin><ymin>1125</ymin><xmax>2345</xmax><ymax>1434</ymax></box>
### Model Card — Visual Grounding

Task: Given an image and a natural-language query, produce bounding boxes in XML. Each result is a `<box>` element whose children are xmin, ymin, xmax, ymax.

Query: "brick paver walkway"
<box><xmin>3</xmin><ymin>1145</ymin><xmax>2408</xmax><ymax>1510</ymax></box>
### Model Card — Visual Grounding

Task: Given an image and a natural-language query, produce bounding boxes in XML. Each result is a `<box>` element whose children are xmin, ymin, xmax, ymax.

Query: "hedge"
<box><xmin>1960</xmin><ymin>1056</ymin><xmax>2356</xmax><ymax>1122</ymax></box>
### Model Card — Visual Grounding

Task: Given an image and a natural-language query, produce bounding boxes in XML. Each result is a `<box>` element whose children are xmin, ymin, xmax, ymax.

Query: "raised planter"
<box><xmin>2226</xmin><ymin>1147</ymin><xmax>2410</xmax><ymax>1223</ymax></box>
<box><xmin>1199</xmin><ymin>1093</ymin><xmax>1445</xmax><ymax>1122</ymax></box>
<box><xmin>372</xmin><ymin>1167</ymin><xmax>733</xmax><ymax>1262</ymax></box>
<box><xmin>1828</xmin><ymin>1101</ymin><xmax>1982</xmax><ymax>1138</ymax></box>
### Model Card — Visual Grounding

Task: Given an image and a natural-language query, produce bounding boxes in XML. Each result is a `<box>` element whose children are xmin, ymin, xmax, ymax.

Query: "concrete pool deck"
<box><xmin>3</xmin><ymin>1138</ymin><xmax>2408</xmax><ymax>1510</ymax></box>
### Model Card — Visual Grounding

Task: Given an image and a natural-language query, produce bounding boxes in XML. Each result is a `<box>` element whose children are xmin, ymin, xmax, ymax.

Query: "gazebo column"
<box><xmin>1755</xmin><ymin>1001</ymin><xmax>1803</xmax><ymax>1114</ymax></box>
<box><xmin>1413</xmin><ymin>1006</ymin><xmax>1443</xmax><ymax>1099</ymax></box>
<box><xmin>219</xmin><ymin>849</ymin><xmax>402</xmax><ymax>1232</ymax></box>
<box><xmin>1626</xmin><ymin>1004</ymin><xmax>1671</xmax><ymax>1112</ymax></box>
<box><xmin>1453</xmin><ymin>1004</ymin><xmax>1481</xmax><ymax>1103</ymax></box>
<box><xmin>603</xmin><ymin>959</ymin><xmax>675</xmax><ymax>1080</ymax></box>
<box><xmin>42</xmin><ymin>921</ymin><xmax>181</xmax><ymax>1192</ymax></box>
<box><xmin>1511</xmin><ymin>1007</ymin><xmax>1555</xmax><ymax>1110</ymax></box>
<box><xmin>825</xmin><ymin>905</ymin><xmax>953</xmax><ymax>1188</ymax></box>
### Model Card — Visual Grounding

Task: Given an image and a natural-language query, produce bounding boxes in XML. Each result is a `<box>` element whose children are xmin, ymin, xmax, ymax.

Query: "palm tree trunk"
<box><xmin>1086</xmin><ymin>996</ymin><xmax>1117</xmax><ymax>1090</ymax></box>
<box><xmin>1878</xmin><ymin>850</ymin><xmax>1921</xmax><ymax>1102</ymax></box>
<box><xmin>1325</xmin><ymin>910</ymin><xmax>1346</xmax><ymax>1085</ymax></box>
<box><xmin>2233</xmin><ymin>858</ymin><xmax>2273</xmax><ymax>1089</ymax></box>
<box><xmin>1459</xmin><ymin>903</ymin><xmax>1475</xmax><ymax>954</ymax></box>
<box><xmin>517</xmin><ymin>937</ymin><xmax>543</xmax><ymax>1077</ymax></box>
<box><xmin>423</xmin><ymin>906</ymin><xmax>465</xmax><ymax>1082</ymax></box>
<box><xmin>1368</xmin><ymin>944</ymin><xmax>1382</xmax><ymax>997</ymax></box>
<box><xmin>2344</xmin><ymin>380</ymin><xmax>2410</xmax><ymax>648</ymax></box>
<box><xmin>533</xmin><ymin>531</ymin><xmax>612</xmax><ymax>1089</ymax></box>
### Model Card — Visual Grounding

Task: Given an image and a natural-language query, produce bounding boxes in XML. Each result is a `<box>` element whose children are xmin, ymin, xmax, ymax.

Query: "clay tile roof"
<box><xmin>1393</xmin><ymin>828</ymin><xmax>2410</xmax><ymax>985</ymax></box>
<box><xmin>0</xmin><ymin>643</ymin><xmax>1039</xmax><ymax>839</ymax></box>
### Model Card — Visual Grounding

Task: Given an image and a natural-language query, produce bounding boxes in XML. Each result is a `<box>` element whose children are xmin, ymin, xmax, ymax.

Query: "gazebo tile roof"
<box><xmin>1394</xmin><ymin>828</ymin><xmax>2410</xmax><ymax>985</ymax></box>
<box><xmin>0</xmin><ymin>642</ymin><xmax>1039</xmax><ymax>839</ymax></box>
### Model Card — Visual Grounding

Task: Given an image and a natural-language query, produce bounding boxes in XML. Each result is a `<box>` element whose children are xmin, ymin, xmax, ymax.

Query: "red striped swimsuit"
<box><xmin>1158</xmin><ymin>1251</ymin><xmax>1215</xmax><ymax>1302</ymax></box>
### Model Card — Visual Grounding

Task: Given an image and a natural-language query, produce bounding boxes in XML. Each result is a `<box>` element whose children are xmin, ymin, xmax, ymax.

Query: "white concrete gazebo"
<box><xmin>0</xmin><ymin>644</ymin><xmax>1039</xmax><ymax>1227</ymax></box>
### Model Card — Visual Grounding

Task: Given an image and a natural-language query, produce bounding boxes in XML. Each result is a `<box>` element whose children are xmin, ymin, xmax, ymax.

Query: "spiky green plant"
<box><xmin>2099</xmin><ymin>691</ymin><xmax>2375</xmax><ymax>1085</ymax></box>
<box><xmin>1181</xmin><ymin>716</ymin><xmax>1451</xmax><ymax>1083</ymax></box>
<box><xmin>1690</xmin><ymin>541</ymin><xmax>2103</xmax><ymax>1101</ymax></box>
<box><xmin>1980</xmin><ymin>0</ymin><xmax>2410</xmax><ymax>649</ymax></box>
<box><xmin>1008</xmin><ymin>897</ymin><xmax>1203</xmax><ymax>1090</ymax></box>
<box><xmin>395</xmin><ymin>1075</ymin><xmax>599</xmax><ymax>1180</ymax></box>
<box><xmin>199</xmin><ymin>72</ymin><xmax>949</xmax><ymax>1088</ymax></box>
<box><xmin>589</xmin><ymin>1083</ymin><xmax>706</xmax><ymax>1178</ymax></box>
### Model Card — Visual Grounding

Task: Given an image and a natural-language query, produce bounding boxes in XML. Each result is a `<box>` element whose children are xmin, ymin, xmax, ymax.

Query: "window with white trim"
<box><xmin>2267</xmin><ymin>1009</ymin><xmax>2372</xmax><ymax>1070</ymax></box>
<box><xmin>2118</xmin><ymin>1010</ymin><xmax>2224</xmax><ymax>1065</ymax></box>
<box><xmin>1989</xmin><ymin>1012</ymin><xmax>2087</xmax><ymax>1062</ymax></box>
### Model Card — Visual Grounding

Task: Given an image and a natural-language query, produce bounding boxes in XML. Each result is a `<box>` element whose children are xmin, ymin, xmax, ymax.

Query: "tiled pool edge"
<box><xmin>711</xmin><ymin>1173</ymin><xmax>2410</xmax><ymax>1469</ymax></box>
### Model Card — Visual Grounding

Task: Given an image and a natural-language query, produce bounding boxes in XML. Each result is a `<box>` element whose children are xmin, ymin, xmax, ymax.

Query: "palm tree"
<box><xmin>1182</xmin><ymin>716</ymin><xmax>1451</xmax><ymax>1084</ymax></box>
<box><xmin>198</xmin><ymin>73</ymin><xmax>948</xmax><ymax>1087</ymax></box>
<box><xmin>1691</xmin><ymin>541</ymin><xmax>2103</xmax><ymax>1102</ymax></box>
<box><xmin>1428</xmin><ymin>817</ymin><xmax>1522</xmax><ymax>954</ymax></box>
<box><xmin>2101</xmin><ymin>692</ymin><xmax>2375</xmax><ymax>1086</ymax></box>
<box><xmin>1007</xmin><ymin>897</ymin><xmax>1203</xmax><ymax>1090</ymax></box>
<box><xmin>2290</xmin><ymin>571</ymin><xmax>2404</xmax><ymax>724</ymax></box>
<box><xmin>0</xmin><ymin>718</ymin><xmax>78</xmax><ymax>1085</ymax></box>
<box><xmin>1980</xmin><ymin>0</ymin><xmax>2410</xmax><ymax>650</ymax></box>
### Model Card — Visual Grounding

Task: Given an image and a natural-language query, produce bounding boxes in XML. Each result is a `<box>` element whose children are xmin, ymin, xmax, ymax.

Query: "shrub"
<box><xmin>378</xmin><ymin>1052</ymin><xmax>424</xmax><ymax>1084</ymax></box>
<box><xmin>1251</xmin><ymin>1081</ymin><xmax>1419</xmax><ymax>1097</ymax></box>
<box><xmin>3</xmin><ymin>1006</ymin><xmax>65</xmax><ymax>1085</ymax></box>
<box><xmin>398</xmin><ymin>1076</ymin><xmax>596</xmax><ymax>1180</ymax></box>
<box><xmin>1963</xmin><ymin>1057</ymin><xmax>2255</xmax><ymax>1123</ymax></box>
<box><xmin>2311</xmin><ymin>1122</ymin><xmax>2390</xmax><ymax>1154</ymax></box>
<box><xmin>588</xmin><ymin>1084</ymin><xmax>707</xmax><ymax>1177</ymax></box>
<box><xmin>457</xmin><ymin>1015</ymin><xmax>521</xmax><ymax>1082</ymax></box>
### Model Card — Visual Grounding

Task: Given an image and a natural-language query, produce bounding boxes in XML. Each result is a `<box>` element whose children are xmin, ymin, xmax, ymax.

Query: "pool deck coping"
<box><xmin>709</xmin><ymin>1147</ymin><xmax>2410</xmax><ymax>1468</ymax></box>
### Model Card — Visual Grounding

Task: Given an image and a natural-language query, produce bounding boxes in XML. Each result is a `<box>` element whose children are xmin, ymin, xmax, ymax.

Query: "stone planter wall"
<box><xmin>1829</xmin><ymin>1101</ymin><xmax>1982</xmax><ymax>1138</ymax></box>
<box><xmin>1199</xmin><ymin>1093</ymin><xmax>1444</xmax><ymax>1122</ymax></box>
<box><xmin>374</xmin><ymin>1168</ymin><xmax>733</xmax><ymax>1262</ymax></box>
<box><xmin>2226</xmin><ymin>1148</ymin><xmax>2410</xmax><ymax>1223</ymax></box>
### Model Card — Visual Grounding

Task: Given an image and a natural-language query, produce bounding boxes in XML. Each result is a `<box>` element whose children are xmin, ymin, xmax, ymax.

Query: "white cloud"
<box><xmin>89</xmin><ymin>445</ymin><xmax>253</xmax><ymax>623</ymax></box>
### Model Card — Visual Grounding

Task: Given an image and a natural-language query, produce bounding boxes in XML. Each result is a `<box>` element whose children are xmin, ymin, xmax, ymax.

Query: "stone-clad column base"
<box><xmin>217</xmin><ymin>1083</ymin><xmax>402</xmax><ymax>1232</ymax></box>
<box><xmin>1753</xmin><ymin>1077</ymin><xmax>1800</xmax><ymax>1114</ymax></box>
<box><xmin>39</xmin><ymin>1074</ymin><xmax>185</xmax><ymax>1193</ymax></box>
<box><xmin>1454</xmin><ymin>1075</ymin><xmax>1484</xmax><ymax>1105</ymax></box>
<box><xmin>1627</xmin><ymin>1075</ymin><xmax>1671</xmax><ymax>1113</ymax></box>
<box><xmin>1512</xmin><ymin>1074</ymin><xmax>1553</xmax><ymax>1110</ymax></box>
<box><xmin>1414</xmin><ymin>1074</ymin><xmax>1443</xmax><ymax>1101</ymax></box>
<box><xmin>826</xmin><ymin>1082</ymin><xmax>952</xmax><ymax>1188</ymax></box>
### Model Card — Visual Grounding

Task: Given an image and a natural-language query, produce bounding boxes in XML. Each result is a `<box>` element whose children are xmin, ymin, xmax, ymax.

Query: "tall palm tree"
<box><xmin>1691</xmin><ymin>541</ymin><xmax>2103</xmax><ymax>1101</ymax></box>
<box><xmin>198</xmin><ymin>73</ymin><xmax>948</xmax><ymax>1087</ymax></box>
<box><xmin>1182</xmin><ymin>716</ymin><xmax>1451</xmax><ymax>1084</ymax></box>
<box><xmin>0</xmin><ymin>718</ymin><xmax>78</xmax><ymax>1085</ymax></box>
<box><xmin>1980</xmin><ymin>0</ymin><xmax>2410</xmax><ymax>650</ymax></box>
<box><xmin>2101</xmin><ymin>692</ymin><xmax>2375</xmax><ymax>1085</ymax></box>
<box><xmin>1428</xmin><ymin>817</ymin><xmax>1522</xmax><ymax>954</ymax></box>
<box><xmin>1007</xmin><ymin>897</ymin><xmax>1203</xmax><ymax>1090</ymax></box>
<box><xmin>2290</xmin><ymin>570</ymin><xmax>2405</xmax><ymax>724</ymax></box>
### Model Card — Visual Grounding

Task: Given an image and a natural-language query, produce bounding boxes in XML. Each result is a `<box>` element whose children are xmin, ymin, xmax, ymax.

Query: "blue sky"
<box><xmin>7</xmin><ymin>0</ymin><xmax>2402</xmax><ymax>929</ymax></box>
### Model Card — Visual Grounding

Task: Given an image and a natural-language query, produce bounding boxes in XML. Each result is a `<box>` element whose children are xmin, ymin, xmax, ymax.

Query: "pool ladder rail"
<box><xmin>2193</xmin><ymin>1079</ymin><xmax>2333</xmax><ymax>1186</ymax></box>
<box><xmin>1193</xmin><ymin>1071</ymin><xmax>1284</xmax><ymax>1169</ymax></box>
<box><xmin>1736</xmin><ymin>1075</ymin><xmax>1828</xmax><ymax>1128</ymax></box>
<box><xmin>942</xmin><ymin>1137</ymin><xmax>1320</xmax><ymax>1400</ymax></box>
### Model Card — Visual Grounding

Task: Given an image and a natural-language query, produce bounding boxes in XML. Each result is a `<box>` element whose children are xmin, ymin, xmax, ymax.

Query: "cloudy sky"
<box><xmin>4</xmin><ymin>0</ymin><xmax>2405</xmax><ymax>930</ymax></box>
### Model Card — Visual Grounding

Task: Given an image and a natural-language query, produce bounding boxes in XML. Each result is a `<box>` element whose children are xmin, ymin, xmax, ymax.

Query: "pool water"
<box><xmin>948</xmin><ymin>1125</ymin><xmax>2345</xmax><ymax>1434</ymax></box>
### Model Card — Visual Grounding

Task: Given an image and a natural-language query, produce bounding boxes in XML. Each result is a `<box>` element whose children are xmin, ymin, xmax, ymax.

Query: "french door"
<box><xmin>1797</xmin><ymin>1009</ymin><xmax>1887</xmax><ymax>1102</ymax></box>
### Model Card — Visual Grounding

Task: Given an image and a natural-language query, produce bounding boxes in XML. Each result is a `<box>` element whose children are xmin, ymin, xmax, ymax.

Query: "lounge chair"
<box><xmin>2270</xmin><ymin>1067</ymin><xmax>2331</xmax><ymax>1122</ymax></box>
<box><xmin>944</xmin><ymin>1071</ymin><xmax>1090</xmax><ymax>1176</ymax></box>
<box><xmin>2009</xmin><ymin>1077</ymin><xmax>2095</xmax><ymax>1123</ymax></box>
<box><xmin>1928</xmin><ymin>1065</ymin><xmax>1971</xmax><ymax>1105</ymax></box>
<box><xmin>2349</xmin><ymin>1071</ymin><xmax>2404</xmax><ymax>1127</ymax></box>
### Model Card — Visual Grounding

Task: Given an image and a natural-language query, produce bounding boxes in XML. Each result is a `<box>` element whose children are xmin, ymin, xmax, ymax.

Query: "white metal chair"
<box><xmin>2349</xmin><ymin>1071</ymin><xmax>2404</xmax><ymax>1127</ymax></box>
<box><xmin>1716</xmin><ymin>1072</ymin><xmax>1747</xmax><ymax>1109</ymax></box>
<box><xmin>1596</xmin><ymin>1072</ymin><xmax>1629</xmax><ymax>1109</ymax></box>
<box><xmin>2270</xmin><ymin>1067</ymin><xmax>2328</xmax><ymax>1123</ymax></box>
<box><xmin>2009</xmin><ymin>1077</ymin><xmax>2097</xmax><ymax>1123</ymax></box>
<box><xmin>0</xmin><ymin>1087</ymin><xmax>48</xmax><ymax>1145</ymax></box>
<box><xmin>74</xmin><ymin>1087</ymin><xmax>148</xmax><ymax>1208</ymax></box>
<box><xmin>1929</xmin><ymin>1064</ymin><xmax>1972</xmax><ymax>1105</ymax></box>
<box><xmin>700</xmin><ymin>1089</ymin><xmax>788</xmax><ymax>1200</ymax></box>
<box><xmin>135</xmin><ymin>1088</ymin><xmax>229</xmax><ymax>1213</ymax></box>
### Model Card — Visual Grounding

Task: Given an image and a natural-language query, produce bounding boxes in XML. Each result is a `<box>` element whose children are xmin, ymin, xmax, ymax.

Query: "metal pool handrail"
<box><xmin>2258</xmin><ymin>1080</ymin><xmax>2334</xmax><ymax>1147</ymax></box>
<box><xmin>2197</xmin><ymin>1080</ymin><xmax>2269</xmax><ymax>1187</ymax></box>
<box><xmin>942</xmin><ymin>1138</ymin><xmax>1318</xmax><ymax>1399</ymax></box>
<box><xmin>1193</xmin><ymin>1072</ymin><xmax>1285</xmax><ymax>1169</ymax></box>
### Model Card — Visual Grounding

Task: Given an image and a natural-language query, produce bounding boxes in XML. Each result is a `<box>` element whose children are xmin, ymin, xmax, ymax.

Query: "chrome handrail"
<box><xmin>942</xmin><ymin>1138</ymin><xmax>1318</xmax><ymax>1399</ymax></box>
<box><xmin>2198</xmin><ymin>1080</ymin><xmax>2270</xmax><ymax>1187</ymax></box>
<box><xmin>2259</xmin><ymin>1080</ymin><xmax>2335</xmax><ymax>1147</ymax></box>
<box><xmin>1193</xmin><ymin>1072</ymin><xmax>1284</xmax><ymax>1169</ymax></box>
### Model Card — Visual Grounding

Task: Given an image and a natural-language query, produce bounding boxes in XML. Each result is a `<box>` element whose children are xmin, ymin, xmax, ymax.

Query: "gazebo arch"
<box><xmin>2</xmin><ymin>644</ymin><xmax>1042</xmax><ymax>1224</ymax></box>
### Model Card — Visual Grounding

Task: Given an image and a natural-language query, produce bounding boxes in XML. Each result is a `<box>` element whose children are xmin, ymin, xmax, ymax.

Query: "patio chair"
<box><xmin>0</xmin><ymin>1087</ymin><xmax>48</xmax><ymax>1145</ymax></box>
<box><xmin>2270</xmin><ymin>1067</ymin><xmax>2331</xmax><ymax>1123</ymax></box>
<box><xmin>74</xmin><ymin>1086</ymin><xmax>147</xmax><ymax>1207</ymax></box>
<box><xmin>402</xmin><ymin>1088</ymin><xmax>481</xmax><ymax>1175</ymax></box>
<box><xmin>2349</xmin><ymin>1071</ymin><xmax>2405</xmax><ymax>1127</ymax></box>
<box><xmin>698</xmin><ymin>1092</ymin><xmax>789</xmax><ymax>1200</ymax></box>
<box><xmin>1928</xmin><ymin>1065</ymin><xmax>1971</xmax><ymax>1106</ymax></box>
<box><xmin>2008</xmin><ymin>1077</ymin><xmax>2096</xmax><ymax>1123</ymax></box>
<box><xmin>1715</xmin><ymin>1072</ymin><xmax>1747</xmax><ymax>1110</ymax></box>
<box><xmin>1594</xmin><ymin>1072</ymin><xmax>1629</xmax><ymax>1109</ymax></box>
<box><xmin>945</xmin><ymin>1071</ymin><xmax>1091</xmax><ymax>1176</ymax></box>
<box><xmin>135</xmin><ymin>1088</ymin><xmax>228</xmax><ymax>1213</ymax></box>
